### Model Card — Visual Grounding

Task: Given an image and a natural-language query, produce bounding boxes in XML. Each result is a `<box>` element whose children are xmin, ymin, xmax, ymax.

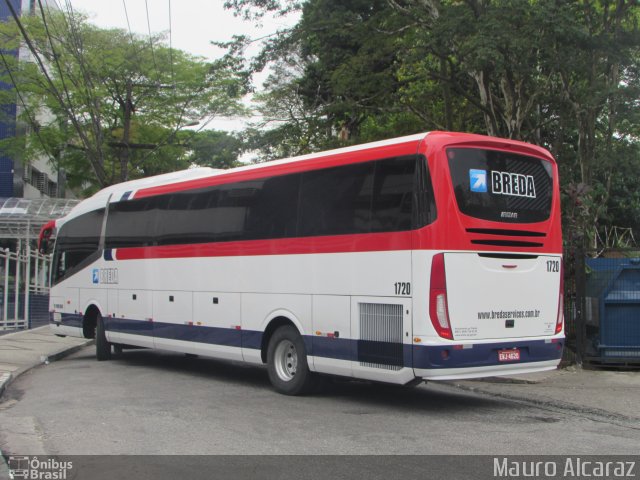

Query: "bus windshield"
<box><xmin>447</xmin><ymin>148</ymin><xmax>553</xmax><ymax>223</ymax></box>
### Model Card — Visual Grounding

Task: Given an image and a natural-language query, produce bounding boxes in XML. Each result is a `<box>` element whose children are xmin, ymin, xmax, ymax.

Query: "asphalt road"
<box><xmin>1</xmin><ymin>346</ymin><xmax>639</xmax><ymax>460</ymax></box>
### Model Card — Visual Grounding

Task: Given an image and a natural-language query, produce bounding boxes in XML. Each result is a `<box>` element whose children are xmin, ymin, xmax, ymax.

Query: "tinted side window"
<box><xmin>102</xmin><ymin>155</ymin><xmax>427</xmax><ymax>250</ymax></box>
<box><xmin>105</xmin><ymin>197</ymin><xmax>157</xmax><ymax>248</ymax></box>
<box><xmin>415</xmin><ymin>155</ymin><xmax>437</xmax><ymax>228</ymax></box>
<box><xmin>156</xmin><ymin>189</ymin><xmax>219</xmax><ymax>245</ymax></box>
<box><xmin>214</xmin><ymin>181</ymin><xmax>258</xmax><ymax>241</ymax></box>
<box><xmin>107</xmin><ymin>172</ymin><xmax>308</xmax><ymax>247</ymax></box>
<box><xmin>52</xmin><ymin>208</ymin><xmax>104</xmax><ymax>283</ymax></box>
<box><xmin>244</xmin><ymin>174</ymin><xmax>300</xmax><ymax>240</ymax></box>
<box><xmin>371</xmin><ymin>157</ymin><xmax>416</xmax><ymax>232</ymax></box>
<box><xmin>299</xmin><ymin>162</ymin><xmax>375</xmax><ymax>236</ymax></box>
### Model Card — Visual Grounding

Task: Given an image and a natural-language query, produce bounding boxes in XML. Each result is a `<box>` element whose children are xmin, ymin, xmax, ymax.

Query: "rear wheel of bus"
<box><xmin>96</xmin><ymin>314</ymin><xmax>112</xmax><ymax>361</ymax></box>
<box><xmin>267</xmin><ymin>325</ymin><xmax>315</xmax><ymax>395</ymax></box>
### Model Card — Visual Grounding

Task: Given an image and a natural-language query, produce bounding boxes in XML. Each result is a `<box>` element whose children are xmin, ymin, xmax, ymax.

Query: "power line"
<box><xmin>168</xmin><ymin>0</ymin><xmax>175</xmax><ymax>86</ymax></box>
<box><xmin>45</xmin><ymin>0</ymin><xmax>70</xmax><ymax>39</ymax></box>
<box><xmin>0</xmin><ymin>48</ymin><xmax>58</xmax><ymax>166</ymax></box>
<box><xmin>2</xmin><ymin>0</ymin><xmax>107</xmax><ymax>184</ymax></box>
<box><xmin>144</xmin><ymin>0</ymin><xmax>161</xmax><ymax>82</ymax></box>
<box><xmin>120</xmin><ymin>0</ymin><xmax>147</xmax><ymax>74</ymax></box>
<box><xmin>2</xmin><ymin>0</ymin><xmax>71</xmax><ymax>123</ymax></box>
<box><xmin>122</xmin><ymin>0</ymin><xmax>133</xmax><ymax>39</ymax></box>
<box><xmin>52</xmin><ymin>0</ymin><xmax>62</xmax><ymax>9</ymax></box>
<box><xmin>37</xmin><ymin>0</ymin><xmax>76</xmax><ymax>131</ymax></box>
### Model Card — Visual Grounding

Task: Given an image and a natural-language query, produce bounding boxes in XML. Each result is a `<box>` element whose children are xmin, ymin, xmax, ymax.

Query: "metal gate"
<box><xmin>0</xmin><ymin>240</ymin><xmax>50</xmax><ymax>331</ymax></box>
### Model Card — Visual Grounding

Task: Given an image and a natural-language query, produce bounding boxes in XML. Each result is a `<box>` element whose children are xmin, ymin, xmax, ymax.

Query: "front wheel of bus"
<box><xmin>267</xmin><ymin>325</ymin><xmax>314</xmax><ymax>395</ymax></box>
<box><xmin>96</xmin><ymin>314</ymin><xmax>112</xmax><ymax>361</ymax></box>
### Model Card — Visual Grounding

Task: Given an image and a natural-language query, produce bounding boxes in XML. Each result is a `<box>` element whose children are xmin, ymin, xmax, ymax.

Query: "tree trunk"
<box><xmin>472</xmin><ymin>70</ymin><xmax>498</xmax><ymax>137</ymax></box>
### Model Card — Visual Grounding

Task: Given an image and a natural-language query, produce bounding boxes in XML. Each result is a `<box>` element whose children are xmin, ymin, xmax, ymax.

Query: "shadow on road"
<box><xmin>62</xmin><ymin>347</ymin><xmax>516</xmax><ymax>415</ymax></box>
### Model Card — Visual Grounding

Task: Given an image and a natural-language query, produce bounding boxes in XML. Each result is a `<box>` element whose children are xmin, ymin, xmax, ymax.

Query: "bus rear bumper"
<box><xmin>412</xmin><ymin>337</ymin><xmax>563</xmax><ymax>380</ymax></box>
<box><xmin>415</xmin><ymin>359</ymin><xmax>559</xmax><ymax>381</ymax></box>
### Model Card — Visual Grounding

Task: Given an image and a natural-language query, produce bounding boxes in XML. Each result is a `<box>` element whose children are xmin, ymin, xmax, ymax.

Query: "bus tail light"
<box><xmin>555</xmin><ymin>261</ymin><xmax>564</xmax><ymax>334</ymax></box>
<box><xmin>430</xmin><ymin>253</ymin><xmax>453</xmax><ymax>339</ymax></box>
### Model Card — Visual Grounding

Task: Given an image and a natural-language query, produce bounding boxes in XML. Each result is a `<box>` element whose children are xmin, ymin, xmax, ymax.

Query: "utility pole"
<box><xmin>121</xmin><ymin>79</ymin><xmax>133</xmax><ymax>182</ymax></box>
<box><xmin>112</xmin><ymin>81</ymin><xmax>175</xmax><ymax>182</ymax></box>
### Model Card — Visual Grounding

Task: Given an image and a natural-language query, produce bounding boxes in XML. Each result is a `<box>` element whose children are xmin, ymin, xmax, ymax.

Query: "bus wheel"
<box><xmin>267</xmin><ymin>325</ymin><xmax>314</xmax><ymax>395</ymax></box>
<box><xmin>96</xmin><ymin>314</ymin><xmax>112</xmax><ymax>361</ymax></box>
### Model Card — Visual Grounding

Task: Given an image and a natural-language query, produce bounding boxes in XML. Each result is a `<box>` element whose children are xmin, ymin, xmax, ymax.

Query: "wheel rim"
<box><xmin>274</xmin><ymin>339</ymin><xmax>298</xmax><ymax>382</ymax></box>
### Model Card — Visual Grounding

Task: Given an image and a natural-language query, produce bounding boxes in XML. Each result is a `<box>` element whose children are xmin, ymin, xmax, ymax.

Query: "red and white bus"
<box><xmin>40</xmin><ymin>131</ymin><xmax>564</xmax><ymax>395</ymax></box>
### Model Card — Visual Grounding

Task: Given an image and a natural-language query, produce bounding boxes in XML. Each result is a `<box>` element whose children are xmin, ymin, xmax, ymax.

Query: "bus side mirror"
<box><xmin>39</xmin><ymin>228</ymin><xmax>52</xmax><ymax>254</ymax></box>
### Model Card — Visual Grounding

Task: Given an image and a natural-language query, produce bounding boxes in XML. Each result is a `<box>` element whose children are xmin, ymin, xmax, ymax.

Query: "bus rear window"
<box><xmin>447</xmin><ymin>148</ymin><xmax>553</xmax><ymax>223</ymax></box>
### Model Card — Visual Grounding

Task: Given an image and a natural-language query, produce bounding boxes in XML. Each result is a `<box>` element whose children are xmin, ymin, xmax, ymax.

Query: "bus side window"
<box><xmin>370</xmin><ymin>156</ymin><xmax>416</xmax><ymax>232</ymax></box>
<box><xmin>299</xmin><ymin>162</ymin><xmax>374</xmax><ymax>237</ymax></box>
<box><xmin>414</xmin><ymin>155</ymin><xmax>437</xmax><ymax>228</ymax></box>
<box><xmin>245</xmin><ymin>174</ymin><xmax>301</xmax><ymax>240</ymax></box>
<box><xmin>53</xmin><ymin>251</ymin><xmax>66</xmax><ymax>282</ymax></box>
<box><xmin>106</xmin><ymin>198</ymin><xmax>156</xmax><ymax>248</ymax></box>
<box><xmin>52</xmin><ymin>208</ymin><xmax>104</xmax><ymax>284</ymax></box>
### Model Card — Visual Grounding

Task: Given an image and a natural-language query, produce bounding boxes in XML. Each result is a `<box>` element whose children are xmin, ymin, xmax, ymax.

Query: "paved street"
<box><xmin>1</xmin><ymin>346</ymin><xmax>639</xmax><ymax>457</ymax></box>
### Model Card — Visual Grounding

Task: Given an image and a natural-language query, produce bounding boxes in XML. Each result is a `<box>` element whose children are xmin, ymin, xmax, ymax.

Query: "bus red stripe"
<box><xmin>132</xmin><ymin>141</ymin><xmax>421</xmax><ymax>199</ymax></box>
<box><xmin>114</xmin><ymin>231</ymin><xmax>414</xmax><ymax>260</ymax></box>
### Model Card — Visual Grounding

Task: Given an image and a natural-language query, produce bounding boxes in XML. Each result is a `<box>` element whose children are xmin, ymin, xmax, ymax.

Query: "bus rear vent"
<box><xmin>466</xmin><ymin>228</ymin><xmax>546</xmax><ymax>237</ymax></box>
<box><xmin>358</xmin><ymin>303</ymin><xmax>403</xmax><ymax>370</ymax></box>
<box><xmin>471</xmin><ymin>239</ymin><xmax>544</xmax><ymax>247</ymax></box>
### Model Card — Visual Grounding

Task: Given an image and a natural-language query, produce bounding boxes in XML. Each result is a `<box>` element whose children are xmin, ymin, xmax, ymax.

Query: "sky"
<box><xmin>67</xmin><ymin>0</ymin><xmax>298</xmax><ymax>131</ymax></box>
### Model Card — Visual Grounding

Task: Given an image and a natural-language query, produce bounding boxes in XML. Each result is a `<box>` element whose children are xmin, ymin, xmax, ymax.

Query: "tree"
<box><xmin>221</xmin><ymin>0</ymin><xmax>419</xmax><ymax>157</ymax></box>
<box><xmin>224</xmin><ymin>0</ymin><xmax>640</xmax><ymax>247</ymax></box>
<box><xmin>0</xmin><ymin>5</ymin><xmax>248</xmax><ymax>193</ymax></box>
<box><xmin>186</xmin><ymin>130</ymin><xmax>244</xmax><ymax>169</ymax></box>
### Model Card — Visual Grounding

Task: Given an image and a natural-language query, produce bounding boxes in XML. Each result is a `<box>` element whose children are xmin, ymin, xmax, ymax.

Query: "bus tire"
<box><xmin>267</xmin><ymin>325</ymin><xmax>314</xmax><ymax>395</ymax></box>
<box><xmin>96</xmin><ymin>314</ymin><xmax>112</xmax><ymax>361</ymax></box>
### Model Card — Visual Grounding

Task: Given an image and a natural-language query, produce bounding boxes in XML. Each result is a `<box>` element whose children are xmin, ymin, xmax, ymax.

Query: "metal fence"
<box><xmin>0</xmin><ymin>240</ymin><xmax>50</xmax><ymax>331</ymax></box>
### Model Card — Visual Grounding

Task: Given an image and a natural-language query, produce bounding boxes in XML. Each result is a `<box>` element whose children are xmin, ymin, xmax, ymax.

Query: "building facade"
<box><xmin>0</xmin><ymin>0</ymin><xmax>65</xmax><ymax>200</ymax></box>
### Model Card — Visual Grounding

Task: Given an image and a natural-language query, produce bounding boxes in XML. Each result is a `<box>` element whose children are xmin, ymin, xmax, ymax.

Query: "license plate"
<box><xmin>498</xmin><ymin>349</ymin><xmax>520</xmax><ymax>362</ymax></box>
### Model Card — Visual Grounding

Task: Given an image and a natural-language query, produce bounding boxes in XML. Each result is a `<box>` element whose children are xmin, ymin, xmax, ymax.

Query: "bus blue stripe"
<box><xmin>310</xmin><ymin>337</ymin><xmax>353</xmax><ymax>361</ymax></box>
<box><xmin>242</xmin><ymin>330</ymin><xmax>262</xmax><ymax>350</ymax></box>
<box><xmin>411</xmin><ymin>341</ymin><xmax>563</xmax><ymax>369</ymax></box>
<box><xmin>51</xmin><ymin>314</ymin><xmax>563</xmax><ymax>369</ymax></box>
<box><xmin>153</xmin><ymin>322</ymin><xmax>242</xmax><ymax>347</ymax></box>
<box><xmin>55</xmin><ymin>312</ymin><xmax>83</xmax><ymax>328</ymax></box>
<box><xmin>107</xmin><ymin>317</ymin><xmax>153</xmax><ymax>336</ymax></box>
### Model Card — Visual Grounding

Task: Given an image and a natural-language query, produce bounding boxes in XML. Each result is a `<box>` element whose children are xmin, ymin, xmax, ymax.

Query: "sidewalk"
<box><xmin>0</xmin><ymin>326</ymin><xmax>93</xmax><ymax>399</ymax></box>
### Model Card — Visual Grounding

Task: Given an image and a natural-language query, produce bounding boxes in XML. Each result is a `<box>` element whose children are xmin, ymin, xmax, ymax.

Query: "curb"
<box><xmin>0</xmin><ymin>339</ymin><xmax>94</xmax><ymax>402</ymax></box>
<box><xmin>45</xmin><ymin>340</ymin><xmax>95</xmax><ymax>364</ymax></box>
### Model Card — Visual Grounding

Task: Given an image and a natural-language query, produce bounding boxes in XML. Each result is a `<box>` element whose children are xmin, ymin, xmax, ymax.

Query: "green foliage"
<box><xmin>223</xmin><ymin>0</ymin><xmax>640</xmax><ymax>249</ymax></box>
<box><xmin>0</xmin><ymin>8</ymin><xmax>248</xmax><ymax>191</ymax></box>
<box><xmin>185</xmin><ymin>130</ymin><xmax>244</xmax><ymax>169</ymax></box>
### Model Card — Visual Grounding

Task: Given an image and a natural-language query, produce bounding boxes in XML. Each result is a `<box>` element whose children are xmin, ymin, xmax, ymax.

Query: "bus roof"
<box><xmin>133</xmin><ymin>131</ymin><xmax>555</xmax><ymax>201</ymax></box>
<box><xmin>55</xmin><ymin>130</ymin><xmax>555</xmax><ymax>226</ymax></box>
<box><xmin>135</xmin><ymin>132</ymin><xmax>431</xmax><ymax>199</ymax></box>
<box><xmin>58</xmin><ymin>132</ymin><xmax>430</xmax><ymax>226</ymax></box>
